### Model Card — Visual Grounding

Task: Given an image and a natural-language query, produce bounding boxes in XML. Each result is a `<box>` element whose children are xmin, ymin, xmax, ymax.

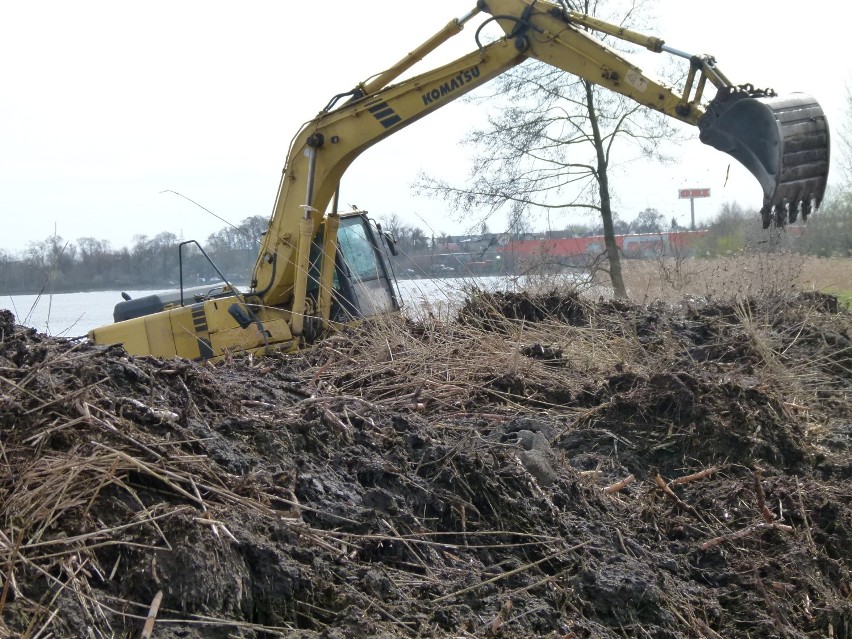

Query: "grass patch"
<box><xmin>615</xmin><ymin>256</ymin><xmax>852</xmax><ymax>304</ymax></box>
<box><xmin>828</xmin><ymin>289</ymin><xmax>852</xmax><ymax>309</ymax></box>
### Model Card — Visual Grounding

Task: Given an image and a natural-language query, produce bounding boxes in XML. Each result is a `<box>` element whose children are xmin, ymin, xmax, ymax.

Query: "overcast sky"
<box><xmin>1</xmin><ymin>0</ymin><xmax>847</xmax><ymax>254</ymax></box>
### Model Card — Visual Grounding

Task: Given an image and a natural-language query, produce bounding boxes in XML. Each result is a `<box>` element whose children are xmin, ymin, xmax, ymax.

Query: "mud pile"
<box><xmin>0</xmin><ymin>295</ymin><xmax>850</xmax><ymax>638</ymax></box>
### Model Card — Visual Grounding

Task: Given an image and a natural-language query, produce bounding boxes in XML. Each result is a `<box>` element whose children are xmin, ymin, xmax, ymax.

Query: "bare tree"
<box><xmin>840</xmin><ymin>84</ymin><xmax>852</xmax><ymax>196</ymax></box>
<box><xmin>378</xmin><ymin>213</ymin><xmax>409</xmax><ymax>243</ymax></box>
<box><xmin>379</xmin><ymin>213</ymin><xmax>420</xmax><ymax>255</ymax></box>
<box><xmin>206</xmin><ymin>215</ymin><xmax>268</xmax><ymax>253</ymax></box>
<box><xmin>631</xmin><ymin>208</ymin><xmax>664</xmax><ymax>234</ymax></box>
<box><xmin>417</xmin><ymin>0</ymin><xmax>680</xmax><ymax>298</ymax></box>
<box><xmin>508</xmin><ymin>200</ymin><xmax>533</xmax><ymax>241</ymax></box>
<box><xmin>76</xmin><ymin>237</ymin><xmax>113</xmax><ymax>285</ymax></box>
<box><xmin>0</xmin><ymin>249</ymin><xmax>11</xmax><ymax>291</ymax></box>
<box><xmin>26</xmin><ymin>233</ymin><xmax>76</xmax><ymax>286</ymax></box>
<box><xmin>131</xmin><ymin>232</ymin><xmax>179</xmax><ymax>284</ymax></box>
<box><xmin>409</xmin><ymin>227</ymin><xmax>429</xmax><ymax>251</ymax></box>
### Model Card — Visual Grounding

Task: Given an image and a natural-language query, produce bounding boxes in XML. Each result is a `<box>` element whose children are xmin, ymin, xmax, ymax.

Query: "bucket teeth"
<box><xmin>761</xmin><ymin>197</ymin><xmax>817</xmax><ymax>229</ymax></box>
<box><xmin>761</xmin><ymin>205</ymin><xmax>773</xmax><ymax>229</ymax></box>
<box><xmin>788</xmin><ymin>200</ymin><xmax>800</xmax><ymax>225</ymax></box>
<box><xmin>801</xmin><ymin>198</ymin><xmax>812</xmax><ymax>222</ymax></box>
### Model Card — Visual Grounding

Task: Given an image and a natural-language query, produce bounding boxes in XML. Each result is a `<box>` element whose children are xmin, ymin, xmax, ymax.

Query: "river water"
<box><xmin>3</xmin><ymin>276</ymin><xmax>522</xmax><ymax>337</ymax></box>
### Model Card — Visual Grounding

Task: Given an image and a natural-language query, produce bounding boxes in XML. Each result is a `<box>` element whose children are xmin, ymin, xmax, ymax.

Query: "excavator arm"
<box><xmin>88</xmin><ymin>0</ymin><xmax>830</xmax><ymax>360</ymax></box>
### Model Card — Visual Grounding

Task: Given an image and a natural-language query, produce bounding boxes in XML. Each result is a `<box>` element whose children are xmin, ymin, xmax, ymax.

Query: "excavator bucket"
<box><xmin>698</xmin><ymin>89</ymin><xmax>830</xmax><ymax>228</ymax></box>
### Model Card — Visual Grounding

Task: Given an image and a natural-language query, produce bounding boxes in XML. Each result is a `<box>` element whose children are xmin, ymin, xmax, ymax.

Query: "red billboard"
<box><xmin>679</xmin><ymin>188</ymin><xmax>710</xmax><ymax>199</ymax></box>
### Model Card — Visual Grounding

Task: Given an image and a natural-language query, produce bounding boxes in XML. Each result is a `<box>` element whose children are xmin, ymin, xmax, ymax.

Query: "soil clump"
<box><xmin>0</xmin><ymin>293</ymin><xmax>850</xmax><ymax>638</ymax></box>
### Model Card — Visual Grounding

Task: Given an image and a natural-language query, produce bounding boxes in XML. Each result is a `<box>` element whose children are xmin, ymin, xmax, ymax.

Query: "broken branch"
<box><xmin>603</xmin><ymin>474</ymin><xmax>635</xmax><ymax>494</ymax></box>
<box><xmin>700</xmin><ymin>522</ymin><xmax>794</xmax><ymax>551</ymax></box>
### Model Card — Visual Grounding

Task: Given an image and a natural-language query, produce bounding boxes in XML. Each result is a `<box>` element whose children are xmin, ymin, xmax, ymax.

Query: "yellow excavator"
<box><xmin>88</xmin><ymin>0</ymin><xmax>830</xmax><ymax>361</ymax></box>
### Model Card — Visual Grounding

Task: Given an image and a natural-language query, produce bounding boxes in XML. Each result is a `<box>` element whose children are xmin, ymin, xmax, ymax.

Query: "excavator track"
<box><xmin>698</xmin><ymin>87</ymin><xmax>830</xmax><ymax>229</ymax></box>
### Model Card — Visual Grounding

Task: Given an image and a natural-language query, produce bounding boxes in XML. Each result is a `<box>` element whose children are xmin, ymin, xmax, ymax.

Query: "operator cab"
<box><xmin>309</xmin><ymin>211</ymin><xmax>401</xmax><ymax>324</ymax></box>
<box><xmin>110</xmin><ymin>212</ymin><xmax>399</xmax><ymax>332</ymax></box>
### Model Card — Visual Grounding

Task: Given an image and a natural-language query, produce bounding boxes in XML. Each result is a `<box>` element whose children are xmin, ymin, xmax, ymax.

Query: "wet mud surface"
<box><xmin>0</xmin><ymin>293</ymin><xmax>850</xmax><ymax>638</ymax></box>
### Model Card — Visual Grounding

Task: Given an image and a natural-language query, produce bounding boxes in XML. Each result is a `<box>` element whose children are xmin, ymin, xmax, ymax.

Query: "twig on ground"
<box><xmin>603</xmin><ymin>474</ymin><xmax>635</xmax><ymax>494</ymax></box>
<box><xmin>753</xmin><ymin>470</ymin><xmax>776</xmax><ymax>524</ymax></box>
<box><xmin>668</xmin><ymin>466</ymin><xmax>718</xmax><ymax>487</ymax></box>
<box><xmin>699</xmin><ymin>522</ymin><xmax>794</xmax><ymax>551</ymax></box>
<box><xmin>431</xmin><ymin>543</ymin><xmax>588</xmax><ymax>604</ymax></box>
<box><xmin>795</xmin><ymin>477</ymin><xmax>817</xmax><ymax>553</ymax></box>
<box><xmin>140</xmin><ymin>590</ymin><xmax>163</xmax><ymax>639</ymax></box>
<box><xmin>654</xmin><ymin>473</ymin><xmax>701</xmax><ymax>518</ymax></box>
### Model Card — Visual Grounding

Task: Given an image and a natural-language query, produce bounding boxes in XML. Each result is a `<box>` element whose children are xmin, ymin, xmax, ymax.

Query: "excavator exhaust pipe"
<box><xmin>698</xmin><ymin>88</ymin><xmax>830</xmax><ymax>229</ymax></box>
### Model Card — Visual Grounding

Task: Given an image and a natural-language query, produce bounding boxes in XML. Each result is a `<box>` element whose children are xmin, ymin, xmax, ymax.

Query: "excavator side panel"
<box><xmin>89</xmin><ymin>298</ymin><xmax>296</xmax><ymax>361</ymax></box>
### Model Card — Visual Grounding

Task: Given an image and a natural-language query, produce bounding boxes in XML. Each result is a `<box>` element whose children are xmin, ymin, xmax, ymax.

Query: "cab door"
<box><xmin>334</xmin><ymin>214</ymin><xmax>400</xmax><ymax>319</ymax></box>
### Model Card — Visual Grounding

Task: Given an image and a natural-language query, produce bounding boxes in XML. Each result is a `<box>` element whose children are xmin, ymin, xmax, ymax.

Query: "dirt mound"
<box><xmin>459</xmin><ymin>290</ymin><xmax>588</xmax><ymax>328</ymax></box>
<box><xmin>0</xmin><ymin>293</ymin><xmax>850</xmax><ymax>638</ymax></box>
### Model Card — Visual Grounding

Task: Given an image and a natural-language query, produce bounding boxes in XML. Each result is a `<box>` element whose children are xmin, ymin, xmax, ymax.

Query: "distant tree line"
<box><xmin>1</xmin><ymin>194</ymin><xmax>850</xmax><ymax>295</ymax></box>
<box><xmin>689</xmin><ymin>193</ymin><xmax>852</xmax><ymax>258</ymax></box>
<box><xmin>0</xmin><ymin>216</ymin><xmax>268</xmax><ymax>295</ymax></box>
